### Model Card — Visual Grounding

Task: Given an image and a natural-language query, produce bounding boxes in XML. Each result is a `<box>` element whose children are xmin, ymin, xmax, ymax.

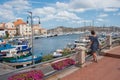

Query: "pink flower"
<box><xmin>51</xmin><ymin>58</ymin><xmax>75</xmax><ymax>70</ymax></box>
<box><xmin>8</xmin><ymin>70</ymin><xmax>44</xmax><ymax>80</ymax></box>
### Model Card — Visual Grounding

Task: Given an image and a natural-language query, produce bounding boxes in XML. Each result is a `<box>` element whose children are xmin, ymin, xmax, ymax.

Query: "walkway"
<box><xmin>61</xmin><ymin>46</ymin><xmax>120</xmax><ymax>80</ymax></box>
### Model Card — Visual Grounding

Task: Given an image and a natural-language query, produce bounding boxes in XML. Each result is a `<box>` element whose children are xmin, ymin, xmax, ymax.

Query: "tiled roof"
<box><xmin>13</xmin><ymin>19</ymin><xmax>26</xmax><ymax>26</ymax></box>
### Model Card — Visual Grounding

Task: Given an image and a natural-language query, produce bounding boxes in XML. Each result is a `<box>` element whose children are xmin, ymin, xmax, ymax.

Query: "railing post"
<box><xmin>75</xmin><ymin>46</ymin><xmax>86</xmax><ymax>67</ymax></box>
<box><xmin>106</xmin><ymin>35</ymin><xmax>112</xmax><ymax>49</ymax></box>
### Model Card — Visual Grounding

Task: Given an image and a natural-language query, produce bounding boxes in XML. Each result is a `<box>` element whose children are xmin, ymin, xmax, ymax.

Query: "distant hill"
<box><xmin>47</xmin><ymin>26</ymin><xmax>120</xmax><ymax>34</ymax></box>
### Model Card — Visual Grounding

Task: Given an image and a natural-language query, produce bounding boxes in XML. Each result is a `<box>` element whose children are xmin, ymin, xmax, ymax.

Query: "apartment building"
<box><xmin>14</xmin><ymin>19</ymin><xmax>31</xmax><ymax>37</ymax></box>
<box><xmin>5</xmin><ymin>22</ymin><xmax>16</xmax><ymax>37</ymax></box>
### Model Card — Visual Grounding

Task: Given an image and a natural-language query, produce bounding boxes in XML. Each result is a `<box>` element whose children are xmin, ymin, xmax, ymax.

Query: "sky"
<box><xmin>0</xmin><ymin>0</ymin><xmax>120</xmax><ymax>29</ymax></box>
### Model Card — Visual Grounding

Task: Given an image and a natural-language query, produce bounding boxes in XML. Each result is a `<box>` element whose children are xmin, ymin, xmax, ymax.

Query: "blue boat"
<box><xmin>0</xmin><ymin>43</ymin><xmax>15</xmax><ymax>51</ymax></box>
<box><xmin>15</xmin><ymin>45</ymin><xmax>31</xmax><ymax>53</ymax></box>
<box><xmin>0</xmin><ymin>38</ymin><xmax>42</xmax><ymax>65</ymax></box>
<box><xmin>0</xmin><ymin>38</ymin><xmax>32</xmax><ymax>62</ymax></box>
<box><xmin>9</xmin><ymin>54</ymin><xmax>42</xmax><ymax>63</ymax></box>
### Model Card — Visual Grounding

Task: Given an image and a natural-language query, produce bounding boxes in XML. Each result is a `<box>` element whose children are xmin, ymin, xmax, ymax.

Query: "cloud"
<box><xmin>55</xmin><ymin>0</ymin><xmax>120</xmax><ymax>13</ymax></box>
<box><xmin>4</xmin><ymin>0</ymin><xmax>31</xmax><ymax>12</ymax></box>
<box><xmin>69</xmin><ymin>0</ymin><xmax>96</xmax><ymax>9</ymax></box>
<box><xmin>41</xmin><ymin>14</ymin><xmax>55</xmax><ymax>21</ymax></box>
<box><xmin>33</xmin><ymin>7</ymin><xmax>56</xmax><ymax>16</ymax></box>
<box><xmin>98</xmin><ymin>13</ymin><xmax>108</xmax><ymax>18</ymax></box>
<box><xmin>0</xmin><ymin>0</ymin><xmax>31</xmax><ymax>22</ymax></box>
<box><xmin>69</xmin><ymin>0</ymin><xmax>120</xmax><ymax>8</ymax></box>
<box><xmin>55</xmin><ymin>1</ymin><xmax>87</xmax><ymax>13</ymax></box>
<box><xmin>97</xmin><ymin>18</ymin><xmax>104</xmax><ymax>22</ymax></box>
<box><xmin>0</xmin><ymin>8</ymin><xmax>16</xmax><ymax>22</ymax></box>
<box><xmin>69</xmin><ymin>8</ymin><xmax>86</xmax><ymax>12</ymax></box>
<box><xmin>56</xmin><ymin>2</ymin><xmax>68</xmax><ymax>9</ymax></box>
<box><xmin>56</xmin><ymin>11</ymin><xmax>80</xmax><ymax>20</ymax></box>
<box><xmin>104</xmin><ymin>8</ymin><xmax>119</xmax><ymax>12</ymax></box>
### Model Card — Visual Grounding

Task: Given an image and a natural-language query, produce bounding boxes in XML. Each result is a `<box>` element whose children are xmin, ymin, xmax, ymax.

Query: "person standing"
<box><xmin>89</xmin><ymin>30</ymin><xmax>99</xmax><ymax>62</ymax></box>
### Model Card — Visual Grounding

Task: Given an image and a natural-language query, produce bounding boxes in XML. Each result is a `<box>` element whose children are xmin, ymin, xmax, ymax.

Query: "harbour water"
<box><xmin>33</xmin><ymin>34</ymin><xmax>81</xmax><ymax>56</ymax></box>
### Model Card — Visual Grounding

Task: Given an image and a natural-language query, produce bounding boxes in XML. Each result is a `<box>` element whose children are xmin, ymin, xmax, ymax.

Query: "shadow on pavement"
<box><xmin>104</xmin><ymin>53</ymin><xmax>120</xmax><ymax>59</ymax></box>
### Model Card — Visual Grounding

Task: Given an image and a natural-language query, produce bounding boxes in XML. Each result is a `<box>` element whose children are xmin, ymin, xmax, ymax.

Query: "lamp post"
<box><xmin>27</xmin><ymin>11</ymin><xmax>40</xmax><ymax>65</ymax></box>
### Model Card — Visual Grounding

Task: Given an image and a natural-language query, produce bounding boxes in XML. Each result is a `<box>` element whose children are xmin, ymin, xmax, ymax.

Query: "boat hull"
<box><xmin>9</xmin><ymin>55</ymin><xmax>42</xmax><ymax>63</ymax></box>
<box><xmin>2</xmin><ymin>52</ymin><xmax>32</xmax><ymax>62</ymax></box>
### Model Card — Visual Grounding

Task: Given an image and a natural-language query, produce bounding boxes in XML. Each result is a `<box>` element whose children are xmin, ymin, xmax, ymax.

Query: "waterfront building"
<box><xmin>0</xmin><ymin>19</ymin><xmax>47</xmax><ymax>37</ymax></box>
<box><xmin>33</xmin><ymin>24</ymin><xmax>47</xmax><ymax>35</ymax></box>
<box><xmin>5</xmin><ymin>22</ymin><xmax>16</xmax><ymax>37</ymax></box>
<box><xmin>40</xmin><ymin>28</ymin><xmax>47</xmax><ymax>35</ymax></box>
<box><xmin>13</xmin><ymin>19</ymin><xmax>31</xmax><ymax>37</ymax></box>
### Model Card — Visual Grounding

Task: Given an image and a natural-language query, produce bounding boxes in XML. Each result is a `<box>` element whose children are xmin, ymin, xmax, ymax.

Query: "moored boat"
<box><xmin>9</xmin><ymin>54</ymin><xmax>42</xmax><ymax>63</ymax></box>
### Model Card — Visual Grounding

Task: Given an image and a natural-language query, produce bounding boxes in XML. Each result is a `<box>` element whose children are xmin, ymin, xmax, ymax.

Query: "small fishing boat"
<box><xmin>74</xmin><ymin>37</ymin><xmax>90</xmax><ymax>47</ymax></box>
<box><xmin>53</xmin><ymin>49</ymin><xmax>63</xmax><ymax>57</ymax></box>
<box><xmin>2</xmin><ymin>45</ymin><xmax>32</xmax><ymax>62</ymax></box>
<box><xmin>9</xmin><ymin>54</ymin><xmax>42</xmax><ymax>63</ymax></box>
<box><xmin>0</xmin><ymin>39</ymin><xmax>31</xmax><ymax>62</ymax></box>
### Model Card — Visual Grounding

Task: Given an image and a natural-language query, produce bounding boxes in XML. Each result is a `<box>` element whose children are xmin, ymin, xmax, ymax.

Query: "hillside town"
<box><xmin>0</xmin><ymin>18</ymin><xmax>120</xmax><ymax>38</ymax></box>
<box><xmin>0</xmin><ymin>19</ymin><xmax>47</xmax><ymax>37</ymax></box>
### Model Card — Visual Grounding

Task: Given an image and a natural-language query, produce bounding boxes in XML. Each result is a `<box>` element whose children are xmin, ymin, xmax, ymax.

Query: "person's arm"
<box><xmin>87</xmin><ymin>36</ymin><xmax>93</xmax><ymax>48</ymax></box>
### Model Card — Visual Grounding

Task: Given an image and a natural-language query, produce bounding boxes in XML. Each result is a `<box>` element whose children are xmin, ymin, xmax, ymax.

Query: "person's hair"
<box><xmin>91</xmin><ymin>30</ymin><xmax>95</xmax><ymax>35</ymax></box>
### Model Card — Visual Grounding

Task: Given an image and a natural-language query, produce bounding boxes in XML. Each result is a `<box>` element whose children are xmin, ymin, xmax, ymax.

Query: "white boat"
<box><xmin>74</xmin><ymin>37</ymin><xmax>90</xmax><ymax>47</ymax></box>
<box><xmin>53</xmin><ymin>49</ymin><xmax>63</xmax><ymax>57</ymax></box>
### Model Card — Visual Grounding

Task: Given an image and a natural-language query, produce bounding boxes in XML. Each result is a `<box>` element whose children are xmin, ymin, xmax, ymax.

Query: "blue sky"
<box><xmin>0</xmin><ymin>0</ymin><xmax>120</xmax><ymax>29</ymax></box>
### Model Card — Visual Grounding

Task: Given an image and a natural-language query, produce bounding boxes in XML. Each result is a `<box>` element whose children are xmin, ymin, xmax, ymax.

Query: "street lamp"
<box><xmin>27</xmin><ymin>11</ymin><xmax>41</xmax><ymax>65</ymax></box>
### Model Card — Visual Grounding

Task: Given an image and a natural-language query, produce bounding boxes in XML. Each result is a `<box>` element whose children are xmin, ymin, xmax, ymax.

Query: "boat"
<box><xmin>53</xmin><ymin>49</ymin><xmax>63</xmax><ymax>57</ymax></box>
<box><xmin>3</xmin><ymin>54</ymin><xmax>42</xmax><ymax>67</ymax></box>
<box><xmin>0</xmin><ymin>38</ymin><xmax>32</xmax><ymax>62</ymax></box>
<box><xmin>9</xmin><ymin>54</ymin><xmax>42</xmax><ymax>63</ymax></box>
<box><xmin>74</xmin><ymin>37</ymin><xmax>90</xmax><ymax>47</ymax></box>
<box><xmin>0</xmin><ymin>52</ymin><xmax>6</xmax><ymax>57</ymax></box>
<box><xmin>8</xmin><ymin>37</ymin><xmax>29</xmax><ymax>45</ymax></box>
<box><xmin>1</xmin><ymin>45</ymin><xmax>32</xmax><ymax>62</ymax></box>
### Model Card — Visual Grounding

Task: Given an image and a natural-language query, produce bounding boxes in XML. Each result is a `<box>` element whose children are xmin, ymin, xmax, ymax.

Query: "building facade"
<box><xmin>5</xmin><ymin>22</ymin><xmax>16</xmax><ymax>37</ymax></box>
<box><xmin>33</xmin><ymin>24</ymin><xmax>47</xmax><ymax>35</ymax></box>
<box><xmin>14</xmin><ymin>19</ymin><xmax>31</xmax><ymax>37</ymax></box>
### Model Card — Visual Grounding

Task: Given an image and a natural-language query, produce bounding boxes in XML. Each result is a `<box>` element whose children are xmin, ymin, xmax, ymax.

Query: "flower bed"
<box><xmin>8</xmin><ymin>70</ymin><xmax>44</xmax><ymax>80</ymax></box>
<box><xmin>51</xmin><ymin>58</ymin><xmax>75</xmax><ymax>70</ymax></box>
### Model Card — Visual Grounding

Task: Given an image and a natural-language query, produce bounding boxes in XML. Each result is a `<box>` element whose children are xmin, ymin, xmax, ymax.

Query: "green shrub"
<box><xmin>41</xmin><ymin>54</ymin><xmax>53</xmax><ymax>62</ymax></box>
<box><xmin>62</xmin><ymin>48</ymin><xmax>71</xmax><ymax>56</ymax></box>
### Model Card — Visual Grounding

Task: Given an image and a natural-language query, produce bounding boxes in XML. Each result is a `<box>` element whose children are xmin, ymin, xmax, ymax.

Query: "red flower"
<box><xmin>8</xmin><ymin>70</ymin><xmax>44</xmax><ymax>80</ymax></box>
<box><xmin>51</xmin><ymin>58</ymin><xmax>75</xmax><ymax>70</ymax></box>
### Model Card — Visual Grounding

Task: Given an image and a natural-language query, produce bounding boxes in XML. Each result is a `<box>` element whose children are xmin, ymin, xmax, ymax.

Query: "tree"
<box><xmin>5</xmin><ymin>31</ymin><xmax>9</xmax><ymax>39</ymax></box>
